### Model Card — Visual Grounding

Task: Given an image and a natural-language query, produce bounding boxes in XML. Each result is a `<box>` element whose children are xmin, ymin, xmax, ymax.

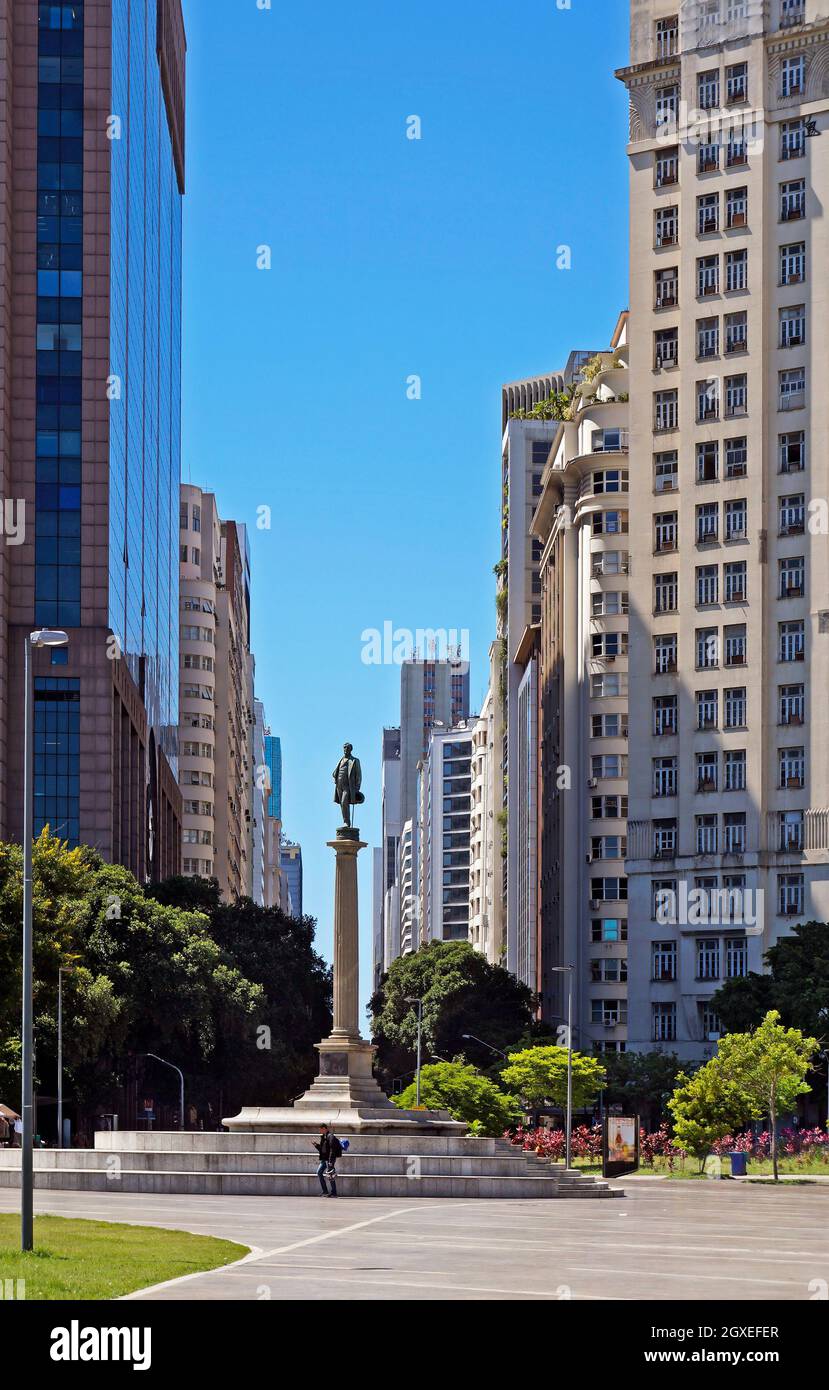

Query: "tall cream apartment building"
<box><xmin>179</xmin><ymin>486</ymin><xmax>254</xmax><ymax>901</ymax></box>
<box><xmin>618</xmin><ymin>0</ymin><xmax>829</xmax><ymax>1058</ymax></box>
<box><xmin>533</xmin><ymin>315</ymin><xmax>632</xmax><ymax>1049</ymax></box>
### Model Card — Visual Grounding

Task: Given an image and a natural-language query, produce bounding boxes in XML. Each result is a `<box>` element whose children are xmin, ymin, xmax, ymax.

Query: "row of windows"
<box><xmin>652</xmin><ymin>937</ymin><xmax>748</xmax><ymax>983</ymax></box>
<box><xmin>652</xmin><ymin>873</ymin><xmax>805</xmax><ymax>920</ymax></box>
<box><xmin>652</xmin><ymin>810</ymin><xmax>804</xmax><ymax>855</ymax></box>
<box><xmin>651</xmin><ymin>742</ymin><xmax>806</xmax><ymax>791</ymax></box>
<box><xmin>652</xmin><ymin>676</ymin><xmax>804</xmax><ymax>728</ymax></box>
<box><xmin>654</xmin><ymin>370</ymin><xmax>806</xmax><ymax>432</ymax></box>
<box><xmin>654</xmin><ymin>433</ymin><xmax>806</xmax><ymax>492</ymax></box>
<box><xmin>654</xmin><ymin>558</ymin><xmax>808</xmax><ymax>611</ymax></box>
<box><xmin>655</xmin><ymin>305</ymin><xmax>805</xmax><ymax>370</ymax></box>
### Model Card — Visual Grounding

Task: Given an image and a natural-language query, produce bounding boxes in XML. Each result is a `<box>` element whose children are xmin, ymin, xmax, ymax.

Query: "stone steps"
<box><xmin>0</xmin><ymin>1165</ymin><xmax>616</xmax><ymax>1199</ymax></box>
<box><xmin>0</xmin><ymin>1150</ymin><xmax>565</xmax><ymax>1178</ymax></box>
<box><xmin>0</xmin><ymin>1134</ymin><xmax>620</xmax><ymax>1199</ymax></box>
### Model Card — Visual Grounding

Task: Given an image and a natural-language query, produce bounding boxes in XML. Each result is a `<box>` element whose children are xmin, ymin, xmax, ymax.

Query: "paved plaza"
<box><xmin>2</xmin><ymin>1180</ymin><xmax>827</xmax><ymax>1301</ymax></box>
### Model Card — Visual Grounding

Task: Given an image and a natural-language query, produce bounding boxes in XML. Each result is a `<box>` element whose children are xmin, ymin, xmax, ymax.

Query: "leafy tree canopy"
<box><xmin>369</xmin><ymin>940</ymin><xmax>536</xmax><ymax>1081</ymax></box>
<box><xmin>500</xmin><ymin>1045</ymin><xmax>606</xmax><ymax>1110</ymax></box>
<box><xmin>712</xmin><ymin>922</ymin><xmax>829</xmax><ymax>1038</ymax></box>
<box><xmin>395</xmin><ymin>1062</ymin><xmax>521</xmax><ymax>1137</ymax></box>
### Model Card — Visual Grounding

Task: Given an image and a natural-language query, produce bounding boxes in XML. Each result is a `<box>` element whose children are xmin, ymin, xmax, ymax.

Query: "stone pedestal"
<box><xmin>224</xmin><ymin>826</ymin><xmax>463</xmax><ymax>1134</ymax></box>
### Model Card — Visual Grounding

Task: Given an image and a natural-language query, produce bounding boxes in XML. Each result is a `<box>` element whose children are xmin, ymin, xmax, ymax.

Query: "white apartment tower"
<box><xmin>533</xmin><ymin>315</ymin><xmax>632</xmax><ymax>1051</ymax></box>
<box><xmin>618</xmin><ymin>0</ymin><xmax>829</xmax><ymax>1059</ymax></box>
<box><xmin>500</xmin><ymin>354</ymin><xmax>596</xmax><ymax>991</ymax></box>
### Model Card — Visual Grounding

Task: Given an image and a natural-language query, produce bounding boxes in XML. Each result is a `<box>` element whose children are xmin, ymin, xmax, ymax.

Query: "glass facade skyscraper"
<box><xmin>265</xmin><ymin>734</ymin><xmax>282</xmax><ymax>821</ymax></box>
<box><xmin>0</xmin><ymin>0</ymin><xmax>187</xmax><ymax>879</ymax></box>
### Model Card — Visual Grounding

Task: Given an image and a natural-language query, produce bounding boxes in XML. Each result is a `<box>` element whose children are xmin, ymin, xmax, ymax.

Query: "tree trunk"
<box><xmin>770</xmin><ymin>1094</ymin><xmax>778</xmax><ymax>1182</ymax></box>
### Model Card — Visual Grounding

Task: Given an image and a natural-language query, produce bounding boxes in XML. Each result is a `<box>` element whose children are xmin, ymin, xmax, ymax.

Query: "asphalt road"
<box><xmin>3</xmin><ymin>1181</ymin><xmax>828</xmax><ymax>1301</ymax></box>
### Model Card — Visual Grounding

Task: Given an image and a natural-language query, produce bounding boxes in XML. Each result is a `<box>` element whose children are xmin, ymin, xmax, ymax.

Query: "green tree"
<box><xmin>500</xmin><ymin>1045</ymin><xmax>606</xmax><ymax>1112</ymax></box>
<box><xmin>668</xmin><ymin>1060</ymin><xmax>751</xmax><ymax>1169</ymax></box>
<box><xmin>0</xmin><ymin>836</ymin><xmax>332</xmax><ymax>1133</ymax></box>
<box><xmin>712</xmin><ymin>922</ymin><xmax>829</xmax><ymax>1038</ymax></box>
<box><xmin>369</xmin><ymin>940</ymin><xmax>535</xmax><ymax>1083</ymax></box>
<box><xmin>602</xmin><ymin>1050</ymin><xmax>690</xmax><ymax>1128</ymax></box>
<box><xmin>715</xmin><ymin>1010</ymin><xmax>818</xmax><ymax>1180</ymax></box>
<box><xmin>395</xmin><ymin>1062</ymin><xmax>520</xmax><ymax>1136</ymax></box>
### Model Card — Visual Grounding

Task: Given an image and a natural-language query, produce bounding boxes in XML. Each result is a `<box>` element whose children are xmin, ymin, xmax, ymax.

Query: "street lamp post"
<box><xmin>57</xmin><ymin>965</ymin><xmax>73</xmax><ymax>1149</ymax></box>
<box><xmin>404</xmin><ymin>997</ymin><xmax>423</xmax><ymax>1107</ymax></box>
<box><xmin>551</xmin><ymin>966</ymin><xmax>575</xmax><ymax>1172</ymax></box>
<box><xmin>145</xmin><ymin>1053</ymin><xmax>185</xmax><ymax>1132</ymax></box>
<box><xmin>21</xmin><ymin>628</ymin><xmax>69</xmax><ymax>1253</ymax></box>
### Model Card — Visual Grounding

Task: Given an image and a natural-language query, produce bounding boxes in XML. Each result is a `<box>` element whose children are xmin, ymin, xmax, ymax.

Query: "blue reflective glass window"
<box><xmin>60</xmin><ymin>217</ymin><xmax>82</xmax><ymax>243</ymax></box>
<box><xmin>37</xmin><ymin>164</ymin><xmax>60</xmax><ymax>190</ymax></box>
<box><xmin>58</xmin><ymin>602</ymin><xmax>80</xmax><ymax>627</ymax></box>
<box><xmin>58</xmin><ymin>537</ymin><xmax>81</xmax><ymax>564</ymax></box>
<box><xmin>37</xmin><ymin>193</ymin><xmax>59</xmax><ymax>216</ymax></box>
<box><xmin>59</xmin><ymin>245</ymin><xmax>82</xmax><ymax>271</ymax></box>
<box><xmin>60</xmin><ymin>109</ymin><xmax>83</xmax><ymax>136</ymax></box>
<box><xmin>61</xmin><ymin>57</ymin><xmax>83</xmax><ymax>83</ymax></box>
<box><xmin>58</xmin><ymin>566</ymin><xmax>80</xmax><ymax>600</ymax></box>
<box><xmin>37</xmin><ymin>215</ymin><xmax>59</xmax><ymax>240</ymax></box>
<box><xmin>38</xmin><ymin>56</ymin><xmax>61</xmax><ymax>82</ymax></box>
<box><xmin>36</xmin><ymin>538</ymin><xmax>59</xmax><ymax>564</ymax></box>
<box><xmin>60</xmin><ymin>193</ymin><xmax>82</xmax><ymax>215</ymax></box>
<box><xmin>58</xmin><ymin>298</ymin><xmax>82</xmax><ymax>323</ymax></box>
<box><xmin>58</xmin><ymin>352</ymin><xmax>81</xmax><ymax>377</ymax></box>
<box><xmin>37</xmin><ymin>270</ymin><xmax>59</xmax><ymax>295</ymax></box>
<box><xmin>58</xmin><ymin>511</ymin><xmax>80</xmax><ymax>536</ymax></box>
<box><xmin>59</xmin><ymin>165</ymin><xmax>82</xmax><ymax>191</ymax></box>
<box><xmin>58</xmin><ymin>464</ymin><xmax>81</xmax><ymax>488</ymax></box>
<box><xmin>59</xmin><ymin>430</ymin><xmax>81</xmax><ymax>455</ymax></box>
<box><xmin>60</xmin><ymin>138</ymin><xmax>82</xmax><ymax>162</ymax></box>
<box><xmin>36</xmin><ymin>484</ymin><xmax>59</xmax><ymax>510</ymax></box>
<box><xmin>37</xmin><ymin>245</ymin><xmax>60</xmax><ymax>270</ymax></box>
<box><xmin>59</xmin><ymin>271</ymin><xmax>82</xmax><ymax>296</ymax></box>
<box><xmin>37</xmin><ymin>461</ymin><xmax>59</xmax><ymax>484</ymax></box>
<box><xmin>38</xmin><ymin>511</ymin><xmax>59</xmax><ymax>536</ymax></box>
<box><xmin>36</xmin><ymin>568</ymin><xmax>58</xmax><ymax>600</ymax></box>
<box><xmin>36</xmin><ymin>430</ymin><xmax>59</xmax><ymax>456</ymax></box>
<box><xmin>38</xmin><ymin>109</ymin><xmax>60</xmax><ymax>135</ymax></box>
<box><xmin>58</xmin><ymin>486</ymin><xmax>80</xmax><ymax>509</ymax></box>
<box><xmin>37</xmin><ymin>405</ymin><xmax>59</xmax><ymax>429</ymax></box>
<box><xmin>50</xmin><ymin>647</ymin><xmax>69</xmax><ymax>666</ymax></box>
<box><xmin>38</xmin><ymin>137</ymin><xmax>61</xmax><ymax>162</ymax></box>
<box><xmin>38</xmin><ymin>84</ymin><xmax>61</xmax><ymax>110</ymax></box>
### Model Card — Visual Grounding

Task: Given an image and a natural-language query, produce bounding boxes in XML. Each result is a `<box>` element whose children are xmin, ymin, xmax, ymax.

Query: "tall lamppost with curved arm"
<box><xmin>145</xmin><ymin>1053</ymin><xmax>185</xmax><ymax>1133</ymax></box>
<box><xmin>21</xmin><ymin>628</ymin><xmax>69</xmax><ymax>1252</ymax></box>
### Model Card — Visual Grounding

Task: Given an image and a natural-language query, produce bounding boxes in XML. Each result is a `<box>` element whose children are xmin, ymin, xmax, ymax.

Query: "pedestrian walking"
<box><xmin>313</xmin><ymin>1124</ymin><xmax>343</xmax><ymax>1197</ymax></box>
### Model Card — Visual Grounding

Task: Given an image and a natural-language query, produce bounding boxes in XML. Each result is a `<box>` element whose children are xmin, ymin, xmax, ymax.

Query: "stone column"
<box><xmin>328</xmin><ymin>831</ymin><xmax>364</xmax><ymax>1038</ymax></box>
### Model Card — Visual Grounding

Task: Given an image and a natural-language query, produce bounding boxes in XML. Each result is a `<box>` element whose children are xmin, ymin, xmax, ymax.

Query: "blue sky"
<box><xmin>180</xmin><ymin>0</ymin><xmax>630</xmax><ymax>1014</ymax></box>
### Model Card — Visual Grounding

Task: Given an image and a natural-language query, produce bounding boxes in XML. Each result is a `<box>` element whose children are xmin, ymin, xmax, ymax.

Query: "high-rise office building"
<box><xmin>533</xmin><ymin>313</ymin><xmax>631</xmax><ymax>1050</ymax></box>
<box><xmin>373</xmin><ymin>726</ymin><xmax>401</xmax><ymax>984</ymax></box>
<box><xmin>178</xmin><ymin>485</ymin><xmax>252</xmax><ymax>901</ymax></box>
<box><xmin>264</xmin><ymin>732</ymin><xmax>282</xmax><ymax>821</ymax></box>
<box><xmin>618</xmin><ymin>0</ymin><xmax>829</xmax><ymax>1058</ymax></box>
<box><xmin>419</xmin><ymin>720</ymin><xmax>478</xmax><ymax>945</ymax></box>
<box><xmin>373</xmin><ymin>660</ymin><xmax>470</xmax><ymax>978</ymax></box>
<box><xmin>280</xmin><ymin>839</ymin><xmax>302</xmax><ymax>917</ymax></box>
<box><xmin>251</xmin><ymin>696</ymin><xmax>267</xmax><ymax>905</ymax></box>
<box><xmin>0</xmin><ymin>0</ymin><xmax>187</xmax><ymax>877</ymax></box>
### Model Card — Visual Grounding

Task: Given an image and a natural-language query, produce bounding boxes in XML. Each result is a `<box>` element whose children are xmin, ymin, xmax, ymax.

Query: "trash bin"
<box><xmin>730</xmin><ymin>1151</ymin><xmax>747</xmax><ymax>1177</ymax></box>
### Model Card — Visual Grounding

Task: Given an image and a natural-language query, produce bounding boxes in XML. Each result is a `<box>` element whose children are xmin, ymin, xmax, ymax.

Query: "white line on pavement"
<box><xmin>122</xmin><ymin>1204</ymin><xmax>472</xmax><ymax>1300</ymax></box>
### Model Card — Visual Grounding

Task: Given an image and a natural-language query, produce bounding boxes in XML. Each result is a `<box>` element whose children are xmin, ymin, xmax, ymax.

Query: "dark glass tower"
<box><xmin>0</xmin><ymin>0</ymin><xmax>186</xmax><ymax>879</ymax></box>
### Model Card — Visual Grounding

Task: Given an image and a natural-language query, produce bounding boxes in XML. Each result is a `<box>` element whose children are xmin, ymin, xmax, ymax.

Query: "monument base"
<box><xmin>223</xmin><ymin>1033</ymin><xmax>466</xmax><ymax>1134</ymax></box>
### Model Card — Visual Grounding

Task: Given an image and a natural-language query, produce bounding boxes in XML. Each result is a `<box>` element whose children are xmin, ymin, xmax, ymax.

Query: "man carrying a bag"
<box><xmin>313</xmin><ymin>1124</ymin><xmax>343</xmax><ymax>1197</ymax></box>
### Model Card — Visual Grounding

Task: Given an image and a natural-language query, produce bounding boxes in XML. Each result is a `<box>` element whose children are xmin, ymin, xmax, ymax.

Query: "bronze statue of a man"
<box><xmin>333</xmin><ymin>742</ymin><xmax>364</xmax><ymax>827</ymax></box>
